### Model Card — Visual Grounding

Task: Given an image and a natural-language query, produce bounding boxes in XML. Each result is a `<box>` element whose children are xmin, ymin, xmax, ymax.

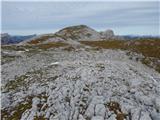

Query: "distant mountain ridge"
<box><xmin>2</xmin><ymin>25</ymin><xmax>159</xmax><ymax>45</ymax></box>
<box><xmin>1</xmin><ymin>33</ymin><xmax>36</xmax><ymax>45</ymax></box>
<box><xmin>122</xmin><ymin>35</ymin><xmax>160</xmax><ymax>40</ymax></box>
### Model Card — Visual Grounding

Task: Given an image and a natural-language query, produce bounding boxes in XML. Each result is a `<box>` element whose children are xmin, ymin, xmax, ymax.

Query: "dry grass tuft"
<box><xmin>28</xmin><ymin>35</ymin><xmax>55</xmax><ymax>44</ymax></box>
<box><xmin>36</xmin><ymin>42</ymin><xmax>68</xmax><ymax>50</ymax></box>
<box><xmin>107</xmin><ymin>101</ymin><xmax>127</xmax><ymax>120</ymax></box>
<box><xmin>80</xmin><ymin>40</ymin><xmax>125</xmax><ymax>49</ymax></box>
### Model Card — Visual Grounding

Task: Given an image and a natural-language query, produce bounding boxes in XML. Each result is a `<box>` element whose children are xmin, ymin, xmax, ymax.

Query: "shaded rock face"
<box><xmin>55</xmin><ymin>25</ymin><xmax>102</xmax><ymax>41</ymax></box>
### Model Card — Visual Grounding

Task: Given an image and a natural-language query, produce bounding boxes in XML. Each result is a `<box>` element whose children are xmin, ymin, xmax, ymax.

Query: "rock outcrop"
<box><xmin>22</xmin><ymin>25</ymin><xmax>118</xmax><ymax>45</ymax></box>
<box><xmin>100</xmin><ymin>29</ymin><xmax>114</xmax><ymax>39</ymax></box>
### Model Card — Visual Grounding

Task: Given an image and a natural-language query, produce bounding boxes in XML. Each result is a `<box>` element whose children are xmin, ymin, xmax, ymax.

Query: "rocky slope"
<box><xmin>1</xmin><ymin>43</ymin><xmax>160</xmax><ymax>120</ymax></box>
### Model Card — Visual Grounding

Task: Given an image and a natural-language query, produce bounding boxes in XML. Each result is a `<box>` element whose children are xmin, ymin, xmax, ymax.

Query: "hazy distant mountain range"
<box><xmin>122</xmin><ymin>35</ymin><xmax>160</xmax><ymax>40</ymax></box>
<box><xmin>1</xmin><ymin>33</ymin><xmax>36</xmax><ymax>45</ymax></box>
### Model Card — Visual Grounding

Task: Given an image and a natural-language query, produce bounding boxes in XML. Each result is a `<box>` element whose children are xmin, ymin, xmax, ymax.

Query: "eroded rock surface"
<box><xmin>1</xmin><ymin>47</ymin><xmax>160</xmax><ymax>120</ymax></box>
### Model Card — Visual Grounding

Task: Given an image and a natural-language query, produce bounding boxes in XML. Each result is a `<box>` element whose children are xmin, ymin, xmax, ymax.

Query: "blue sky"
<box><xmin>1</xmin><ymin>1</ymin><xmax>160</xmax><ymax>35</ymax></box>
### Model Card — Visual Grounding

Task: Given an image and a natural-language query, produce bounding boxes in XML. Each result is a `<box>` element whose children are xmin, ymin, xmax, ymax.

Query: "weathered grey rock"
<box><xmin>154</xmin><ymin>97</ymin><xmax>160</xmax><ymax>112</ymax></box>
<box><xmin>151</xmin><ymin>111</ymin><xmax>160</xmax><ymax>120</ymax></box>
<box><xmin>140</xmin><ymin>111</ymin><xmax>152</xmax><ymax>120</ymax></box>
<box><xmin>91</xmin><ymin>116</ymin><xmax>104</xmax><ymax>120</ymax></box>
<box><xmin>55</xmin><ymin>25</ymin><xmax>101</xmax><ymax>41</ymax></box>
<box><xmin>100</xmin><ymin>29</ymin><xmax>114</xmax><ymax>39</ymax></box>
<box><xmin>95</xmin><ymin>104</ymin><xmax>106</xmax><ymax>117</ymax></box>
<box><xmin>1</xmin><ymin>47</ymin><xmax>160</xmax><ymax>120</ymax></box>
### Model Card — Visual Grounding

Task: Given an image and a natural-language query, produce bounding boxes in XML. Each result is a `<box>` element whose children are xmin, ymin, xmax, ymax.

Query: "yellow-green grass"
<box><xmin>80</xmin><ymin>40</ymin><xmax>125</xmax><ymax>50</ymax></box>
<box><xmin>1</xmin><ymin>98</ymin><xmax>32</xmax><ymax>120</ymax></box>
<box><xmin>27</xmin><ymin>35</ymin><xmax>55</xmax><ymax>44</ymax></box>
<box><xmin>35</xmin><ymin>42</ymin><xmax>68</xmax><ymax>50</ymax></box>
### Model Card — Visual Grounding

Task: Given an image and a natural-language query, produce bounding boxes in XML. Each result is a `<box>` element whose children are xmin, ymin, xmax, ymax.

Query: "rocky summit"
<box><xmin>54</xmin><ymin>25</ymin><xmax>102</xmax><ymax>41</ymax></box>
<box><xmin>1</xmin><ymin>25</ymin><xmax>160</xmax><ymax>120</ymax></box>
<box><xmin>21</xmin><ymin>25</ymin><xmax>118</xmax><ymax>45</ymax></box>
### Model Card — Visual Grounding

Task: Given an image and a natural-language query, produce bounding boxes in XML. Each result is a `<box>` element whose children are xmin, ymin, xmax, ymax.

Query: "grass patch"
<box><xmin>1</xmin><ymin>55</ymin><xmax>21</xmax><ymax>64</ymax></box>
<box><xmin>1</xmin><ymin>45</ymin><xmax>33</xmax><ymax>51</ymax></box>
<box><xmin>63</xmin><ymin>46</ymin><xmax>75</xmax><ymax>51</ymax></box>
<box><xmin>80</xmin><ymin>40</ymin><xmax>125</xmax><ymax>49</ymax></box>
<box><xmin>35</xmin><ymin>42</ymin><xmax>68</xmax><ymax>50</ymax></box>
<box><xmin>1</xmin><ymin>97</ymin><xmax>32</xmax><ymax>120</ymax></box>
<box><xmin>4</xmin><ymin>75</ymin><xmax>29</xmax><ymax>92</ymax></box>
<box><xmin>2</xmin><ymin>94</ymin><xmax>48</xmax><ymax>120</ymax></box>
<box><xmin>80</xmin><ymin>39</ymin><xmax>160</xmax><ymax>73</ymax></box>
<box><xmin>34</xmin><ymin>116</ymin><xmax>46</xmax><ymax>120</ymax></box>
<box><xmin>127</xmin><ymin>39</ymin><xmax>160</xmax><ymax>59</ymax></box>
<box><xmin>27</xmin><ymin>35</ymin><xmax>56</xmax><ymax>44</ymax></box>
